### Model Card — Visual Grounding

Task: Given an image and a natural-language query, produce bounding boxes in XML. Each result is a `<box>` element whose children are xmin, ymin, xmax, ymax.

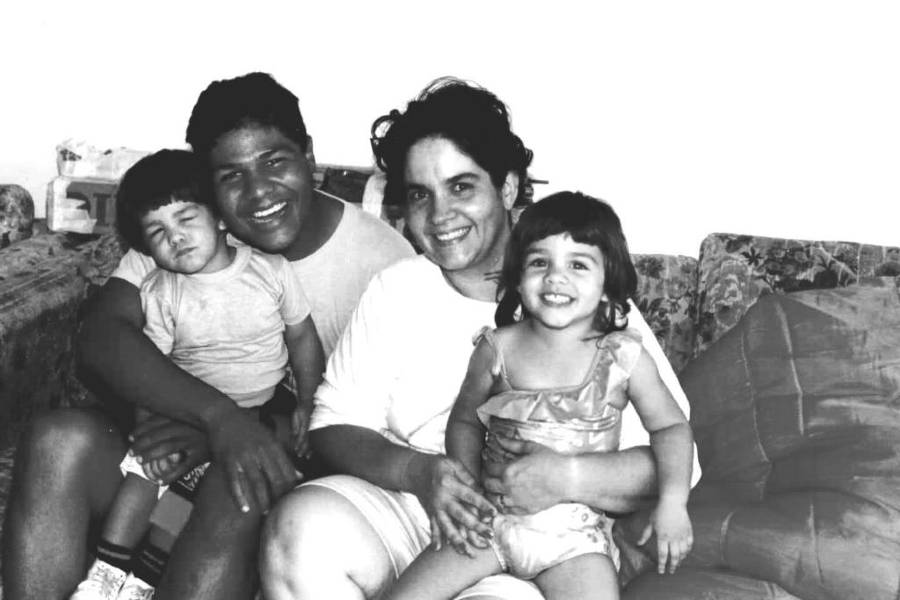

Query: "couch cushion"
<box><xmin>694</xmin><ymin>233</ymin><xmax>900</xmax><ymax>356</ymax></box>
<box><xmin>676</xmin><ymin>280</ymin><xmax>900</xmax><ymax>600</ymax></box>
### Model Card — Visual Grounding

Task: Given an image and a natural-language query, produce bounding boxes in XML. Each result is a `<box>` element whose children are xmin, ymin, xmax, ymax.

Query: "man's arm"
<box><xmin>78</xmin><ymin>277</ymin><xmax>298</xmax><ymax>513</ymax></box>
<box><xmin>78</xmin><ymin>277</ymin><xmax>235</xmax><ymax>425</ymax></box>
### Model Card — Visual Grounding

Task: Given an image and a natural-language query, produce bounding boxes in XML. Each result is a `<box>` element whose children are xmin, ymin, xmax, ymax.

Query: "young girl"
<box><xmin>386</xmin><ymin>192</ymin><xmax>694</xmax><ymax>600</ymax></box>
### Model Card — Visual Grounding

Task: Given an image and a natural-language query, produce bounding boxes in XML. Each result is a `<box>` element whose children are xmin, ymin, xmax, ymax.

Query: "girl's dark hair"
<box><xmin>115</xmin><ymin>149</ymin><xmax>211</xmax><ymax>254</ymax></box>
<box><xmin>495</xmin><ymin>191</ymin><xmax>638</xmax><ymax>334</ymax></box>
<box><xmin>370</xmin><ymin>77</ymin><xmax>533</xmax><ymax>205</ymax></box>
<box><xmin>185</xmin><ymin>72</ymin><xmax>309</xmax><ymax>159</ymax></box>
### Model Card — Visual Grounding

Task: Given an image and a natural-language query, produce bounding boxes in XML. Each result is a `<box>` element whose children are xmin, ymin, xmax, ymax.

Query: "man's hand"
<box><xmin>129</xmin><ymin>414</ymin><xmax>209</xmax><ymax>484</ymax></box>
<box><xmin>481</xmin><ymin>435</ymin><xmax>568</xmax><ymax>515</ymax></box>
<box><xmin>409</xmin><ymin>454</ymin><xmax>495</xmax><ymax>556</ymax></box>
<box><xmin>206</xmin><ymin>405</ymin><xmax>299</xmax><ymax>514</ymax></box>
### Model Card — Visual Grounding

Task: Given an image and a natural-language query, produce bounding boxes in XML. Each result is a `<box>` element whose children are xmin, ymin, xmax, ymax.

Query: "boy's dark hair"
<box><xmin>370</xmin><ymin>77</ymin><xmax>533</xmax><ymax>206</ymax></box>
<box><xmin>185</xmin><ymin>72</ymin><xmax>309</xmax><ymax>158</ymax></box>
<box><xmin>495</xmin><ymin>191</ymin><xmax>638</xmax><ymax>334</ymax></box>
<box><xmin>115</xmin><ymin>149</ymin><xmax>210</xmax><ymax>254</ymax></box>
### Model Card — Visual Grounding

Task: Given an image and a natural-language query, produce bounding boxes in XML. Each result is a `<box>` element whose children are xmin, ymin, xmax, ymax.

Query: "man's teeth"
<box><xmin>435</xmin><ymin>228</ymin><xmax>468</xmax><ymax>242</ymax></box>
<box><xmin>542</xmin><ymin>293</ymin><xmax>573</xmax><ymax>304</ymax></box>
<box><xmin>254</xmin><ymin>203</ymin><xmax>285</xmax><ymax>218</ymax></box>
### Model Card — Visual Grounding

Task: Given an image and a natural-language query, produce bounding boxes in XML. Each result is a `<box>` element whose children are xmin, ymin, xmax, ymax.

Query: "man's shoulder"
<box><xmin>340</xmin><ymin>202</ymin><xmax>413</xmax><ymax>254</ymax></box>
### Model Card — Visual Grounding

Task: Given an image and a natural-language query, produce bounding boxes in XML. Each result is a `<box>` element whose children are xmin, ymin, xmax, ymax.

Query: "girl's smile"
<box><xmin>518</xmin><ymin>233</ymin><xmax>607</xmax><ymax>332</ymax></box>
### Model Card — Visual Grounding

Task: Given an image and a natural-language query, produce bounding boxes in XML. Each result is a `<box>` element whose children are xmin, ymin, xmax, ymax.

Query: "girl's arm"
<box><xmin>283</xmin><ymin>316</ymin><xmax>325</xmax><ymax>457</ymax></box>
<box><xmin>627</xmin><ymin>348</ymin><xmax>693</xmax><ymax>504</ymax></box>
<box><xmin>445</xmin><ymin>337</ymin><xmax>496</xmax><ymax>481</ymax></box>
<box><xmin>628</xmin><ymin>348</ymin><xmax>694</xmax><ymax>573</ymax></box>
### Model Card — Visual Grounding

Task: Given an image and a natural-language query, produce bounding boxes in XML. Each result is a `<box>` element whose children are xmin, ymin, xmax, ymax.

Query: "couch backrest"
<box><xmin>693</xmin><ymin>233</ymin><xmax>900</xmax><ymax>357</ymax></box>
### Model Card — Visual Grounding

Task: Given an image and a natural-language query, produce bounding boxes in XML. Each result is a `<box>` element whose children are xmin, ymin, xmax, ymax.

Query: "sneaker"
<box><xmin>116</xmin><ymin>573</ymin><xmax>155</xmax><ymax>600</ymax></box>
<box><xmin>70</xmin><ymin>560</ymin><xmax>127</xmax><ymax>600</ymax></box>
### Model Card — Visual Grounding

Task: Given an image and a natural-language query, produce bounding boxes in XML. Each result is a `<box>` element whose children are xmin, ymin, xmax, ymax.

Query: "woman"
<box><xmin>260</xmin><ymin>78</ymin><xmax>697</xmax><ymax>600</ymax></box>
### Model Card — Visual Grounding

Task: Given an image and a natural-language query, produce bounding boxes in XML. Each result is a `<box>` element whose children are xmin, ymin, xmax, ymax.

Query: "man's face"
<box><xmin>208</xmin><ymin>124</ymin><xmax>314</xmax><ymax>259</ymax></box>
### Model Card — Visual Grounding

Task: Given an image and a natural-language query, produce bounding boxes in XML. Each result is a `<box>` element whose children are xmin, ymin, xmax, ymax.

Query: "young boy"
<box><xmin>70</xmin><ymin>149</ymin><xmax>325</xmax><ymax>600</ymax></box>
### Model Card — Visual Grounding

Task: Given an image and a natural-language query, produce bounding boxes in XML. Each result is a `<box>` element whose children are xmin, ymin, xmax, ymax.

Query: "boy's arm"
<box><xmin>445</xmin><ymin>337</ymin><xmax>495</xmax><ymax>482</ymax></box>
<box><xmin>77</xmin><ymin>277</ymin><xmax>298</xmax><ymax>513</ymax></box>
<box><xmin>283</xmin><ymin>315</ymin><xmax>325</xmax><ymax>455</ymax></box>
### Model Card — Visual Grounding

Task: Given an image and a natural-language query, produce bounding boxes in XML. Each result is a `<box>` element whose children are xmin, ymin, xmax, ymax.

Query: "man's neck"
<box><xmin>283</xmin><ymin>191</ymin><xmax>344</xmax><ymax>261</ymax></box>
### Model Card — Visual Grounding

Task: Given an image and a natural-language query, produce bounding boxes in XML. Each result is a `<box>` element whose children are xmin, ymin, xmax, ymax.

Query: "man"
<box><xmin>2</xmin><ymin>72</ymin><xmax>412</xmax><ymax>600</ymax></box>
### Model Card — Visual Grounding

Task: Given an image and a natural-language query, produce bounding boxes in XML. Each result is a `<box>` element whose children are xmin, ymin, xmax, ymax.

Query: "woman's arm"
<box><xmin>481</xmin><ymin>438</ymin><xmax>658</xmax><ymax>514</ymax></box>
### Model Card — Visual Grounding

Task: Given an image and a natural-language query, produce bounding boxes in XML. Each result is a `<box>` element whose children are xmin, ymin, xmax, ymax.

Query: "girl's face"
<box><xmin>403</xmin><ymin>136</ymin><xmax>516</xmax><ymax>277</ymax></box>
<box><xmin>518</xmin><ymin>233</ymin><xmax>607</xmax><ymax>333</ymax></box>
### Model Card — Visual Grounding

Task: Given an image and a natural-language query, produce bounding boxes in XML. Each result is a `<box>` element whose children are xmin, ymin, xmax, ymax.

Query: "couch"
<box><xmin>1</xmin><ymin>173</ymin><xmax>898</xmax><ymax>598</ymax></box>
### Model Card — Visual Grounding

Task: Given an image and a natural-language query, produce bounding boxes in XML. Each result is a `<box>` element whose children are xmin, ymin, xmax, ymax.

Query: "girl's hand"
<box><xmin>637</xmin><ymin>499</ymin><xmax>693</xmax><ymax>574</ymax></box>
<box><xmin>481</xmin><ymin>435</ymin><xmax>568</xmax><ymax>514</ymax></box>
<box><xmin>290</xmin><ymin>399</ymin><xmax>313</xmax><ymax>458</ymax></box>
<box><xmin>411</xmin><ymin>454</ymin><xmax>495</xmax><ymax>556</ymax></box>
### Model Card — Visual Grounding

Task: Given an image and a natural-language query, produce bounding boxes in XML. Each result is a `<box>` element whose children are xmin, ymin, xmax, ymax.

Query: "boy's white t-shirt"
<box><xmin>112</xmin><ymin>199</ymin><xmax>415</xmax><ymax>358</ymax></box>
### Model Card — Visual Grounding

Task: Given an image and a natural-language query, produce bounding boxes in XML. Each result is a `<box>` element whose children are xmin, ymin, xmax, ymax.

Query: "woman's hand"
<box><xmin>638</xmin><ymin>498</ymin><xmax>693</xmax><ymax>574</ymax></box>
<box><xmin>481</xmin><ymin>435</ymin><xmax>570</xmax><ymax>515</ymax></box>
<box><xmin>129</xmin><ymin>413</ymin><xmax>209</xmax><ymax>484</ymax></box>
<box><xmin>408</xmin><ymin>453</ymin><xmax>495</xmax><ymax>556</ymax></box>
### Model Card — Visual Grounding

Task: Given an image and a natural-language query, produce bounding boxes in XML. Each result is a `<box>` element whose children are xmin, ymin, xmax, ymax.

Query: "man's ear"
<box><xmin>501</xmin><ymin>171</ymin><xmax>519</xmax><ymax>211</ymax></box>
<box><xmin>304</xmin><ymin>135</ymin><xmax>316</xmax><ymax>169</ymax></box>
<box><xmin>217</xmin><ymin>219</ymin><xmax>227</xmax><ymax>231</ymax></box>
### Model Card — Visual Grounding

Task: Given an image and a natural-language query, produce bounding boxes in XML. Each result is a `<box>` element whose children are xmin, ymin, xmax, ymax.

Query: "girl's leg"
<box><xmin>2</xmin><ymin>408</ymin><xmax>126</xmax><ymax>599</ymax></box>
<box><xmin>385</xmin><ymin>545</ymin><xmax>502</xmax><ymax>600</ymax></box>
<box><xmin>534</xmin><ymin>553</ymin><xmax>619</xmax><ymax>600</ymax></box>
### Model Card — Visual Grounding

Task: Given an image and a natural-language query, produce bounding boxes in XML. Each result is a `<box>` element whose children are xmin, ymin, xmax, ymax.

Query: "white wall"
<box><xmin>2</xmin><ymin>0</ymin><xmax>898</xmax><ymax>256</ymax></box>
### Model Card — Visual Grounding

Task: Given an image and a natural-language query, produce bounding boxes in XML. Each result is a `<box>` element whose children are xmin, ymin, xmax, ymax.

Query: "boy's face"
<box><xmin>208</xmin><ymin>124</ymin><xmax>315</xmax><ymax>260</ymax></box>
<box><xmin>140</xmin><ymin>200</ymin><xmax>229</xmax><ymax>274</ymax></box>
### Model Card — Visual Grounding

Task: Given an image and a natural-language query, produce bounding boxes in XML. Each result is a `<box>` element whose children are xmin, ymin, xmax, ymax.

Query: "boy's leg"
<box><xmin>534</xmin><ymin>553</ymin><xmax>619</xmax><ymax>600</ymax></box>
<box><xmin>2</xmin><ymin>409</ymin><xmax>126</xmax><ymax>599</ymax></box>
<box><xmin>385</xmin><ymin>545</ymin><xmax>502</xmax><ymax>600</ymax></box>
<box><xmin>95</xmin><ymin>473</ymin><xmax>162</xmax><ymax>566</ymax></box>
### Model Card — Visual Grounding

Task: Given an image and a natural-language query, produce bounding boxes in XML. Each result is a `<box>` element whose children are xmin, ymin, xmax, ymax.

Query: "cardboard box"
<box><xmin>46</xmin><ymin>176</ymin><xmax>118</xmax><ymax>234</ymax></box>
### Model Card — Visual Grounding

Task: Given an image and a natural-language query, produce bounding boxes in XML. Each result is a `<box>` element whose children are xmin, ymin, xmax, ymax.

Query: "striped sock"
<box><xmin>95</xmin><ymin>539</ymin><xmax>133</xmax><ymax>573</ymax></box>
<box><xmin>130</xmin><ymin>542</ymin><xmax>169</xmax><ymax>587</ymax></box>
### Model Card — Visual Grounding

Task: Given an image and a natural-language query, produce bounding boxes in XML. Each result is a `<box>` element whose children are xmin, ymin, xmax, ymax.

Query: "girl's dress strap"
<box><xmin>473</xmin><ymin>326</ymin><xmax>509</xmax><ymax>381</ymax></box>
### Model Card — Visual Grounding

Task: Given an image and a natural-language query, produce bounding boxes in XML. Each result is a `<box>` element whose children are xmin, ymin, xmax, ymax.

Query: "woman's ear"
<box><xmin>217</xmin><ymin>219</ymin><xmax>227</xmax><ymax>231</ymax></box>
<box><xmin>501</xmin><ymin>172</ymin><xmax>519</xmax><ymax>211</ymax></box>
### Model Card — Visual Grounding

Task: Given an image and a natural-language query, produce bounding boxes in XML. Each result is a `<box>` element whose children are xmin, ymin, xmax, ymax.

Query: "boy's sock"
<box><xmin>130</xmin><ymin>543</ymin><xmax>169</xmax><ymax>588</ymax></box>
<box><xmin>96</xmin><ymin>539</ymin><xmax>135</xmax><ymax>573</ymax></box>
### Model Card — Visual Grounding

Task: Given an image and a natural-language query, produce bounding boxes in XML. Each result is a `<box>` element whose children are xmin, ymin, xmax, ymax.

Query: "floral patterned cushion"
<box><xmin>694</xmin><ymin>233</ymin><xmax>900</xmax><ymax>356</ymax></box>
<box><xmin>631</xmin><ymin>254</ymin><xmax>698</xmax><ymax>373</ymax></box>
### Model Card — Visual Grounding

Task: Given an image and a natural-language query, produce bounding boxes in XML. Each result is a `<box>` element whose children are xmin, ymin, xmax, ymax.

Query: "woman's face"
<box><xmin>403</xmin><ymin>136</ymin><xmax>517</xmax><ymax>277</ymax></box>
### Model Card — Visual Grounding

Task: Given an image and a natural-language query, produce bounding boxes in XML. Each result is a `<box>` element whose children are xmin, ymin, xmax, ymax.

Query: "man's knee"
<box><xmin>18</xmin><ymin>408</ymin><xmax>122</xmax><ymax>471</ymax></box>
